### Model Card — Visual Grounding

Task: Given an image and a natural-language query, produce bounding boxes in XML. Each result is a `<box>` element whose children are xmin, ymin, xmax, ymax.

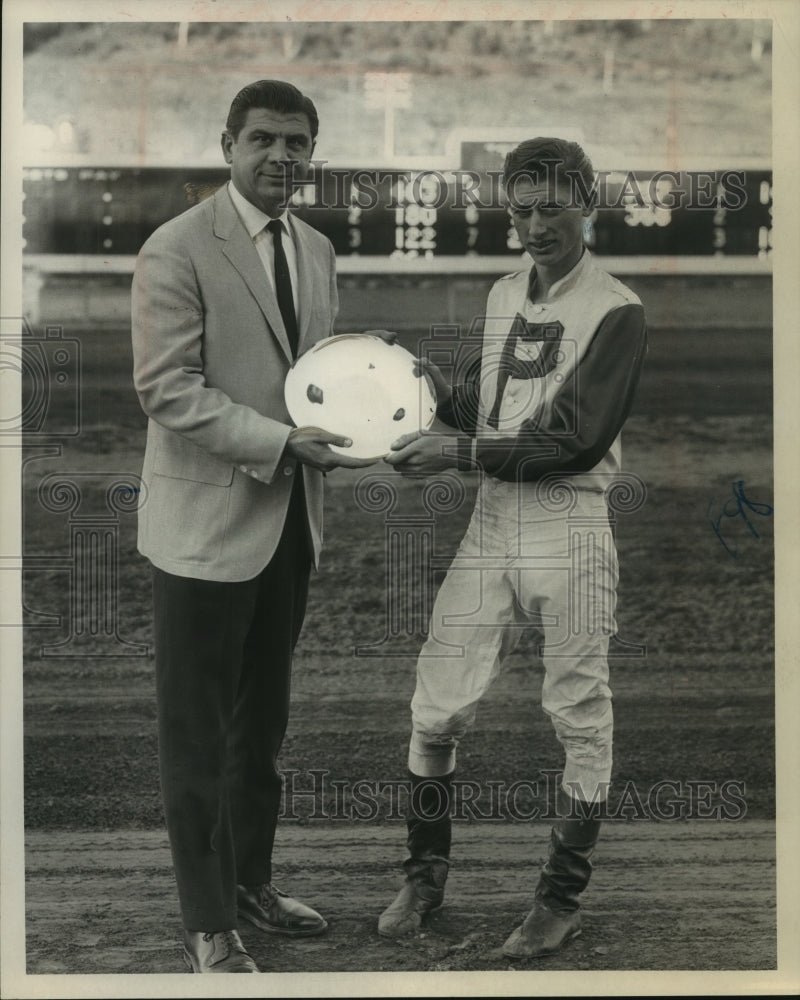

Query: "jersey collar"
<box><xmin>528</xmin><ymin>248</ymin><xmax>591</xmax><ymax>302</ymax></box>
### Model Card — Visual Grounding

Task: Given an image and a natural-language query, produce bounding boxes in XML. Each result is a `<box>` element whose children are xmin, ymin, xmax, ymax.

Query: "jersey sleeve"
<box><xmin>457</xmin><ymin>302</ymin><xmax>648</xmax><ymax>481</ymax></box>
<box><xmin>436</xmin><ymin>380</ymin><xmax>482</xmax><ymax>434</ymax></box>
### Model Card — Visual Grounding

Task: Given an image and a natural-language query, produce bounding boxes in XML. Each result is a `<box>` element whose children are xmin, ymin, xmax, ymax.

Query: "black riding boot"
<box><xmin>503</xmin><ymin>787</ymin><xmax>602</xmax><ymax>958</ymax></box>
<box><xmin>377</xmin><ymin>771</ymin><xmax>453</xmax><ymax>938</ymax></box>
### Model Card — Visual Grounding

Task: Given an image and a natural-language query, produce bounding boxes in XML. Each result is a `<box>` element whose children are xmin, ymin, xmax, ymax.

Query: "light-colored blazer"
<box><xmin>131</xmin><ymin>185</ymin><xmax>338</xmax><ymax>582</ymax></box>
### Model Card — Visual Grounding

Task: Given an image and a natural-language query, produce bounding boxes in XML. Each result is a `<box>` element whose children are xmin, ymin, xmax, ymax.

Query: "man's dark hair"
<box><xmin>225</xmin><ymin>79</ymin><xmax>319</xmax><ymax>140</ymax></box>
<box><xmin>503</xmin><ymin>137</ymin><xmax>595</xmax><ymax>209</ymax></box>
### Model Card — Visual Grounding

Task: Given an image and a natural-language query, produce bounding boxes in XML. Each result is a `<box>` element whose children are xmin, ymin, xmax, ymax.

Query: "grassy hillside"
<box><xmin>22</xmin><ymin>18</ymin><xmax>771</xmax><ymax>167</ymax></box>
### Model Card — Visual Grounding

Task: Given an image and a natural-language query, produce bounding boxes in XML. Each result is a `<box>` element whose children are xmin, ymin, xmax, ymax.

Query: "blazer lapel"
<box><xmin>212</xmin><ymin>187</ymin><xmax>294</xmax><ymax>364</ymax></box>
<box><xmin>291</xmin><ymin>217</ymin><xmax>317</xmax><ymax>356</ymax></box>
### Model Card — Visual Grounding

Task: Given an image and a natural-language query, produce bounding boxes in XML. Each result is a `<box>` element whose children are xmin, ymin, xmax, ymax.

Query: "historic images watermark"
<box><xmin>280</xmin><ymin>768</ymin><xmax>749</xmax><ymax>822</ymax></box>
<box><xmin>282</xmin><ymin>161</ymin><xmax>750</xmax><ymax>213</ymax></box>
<box><xmin>4</xmin><ymin>316</ymin><xmax>148</xmax><ymax>653</ymax></box>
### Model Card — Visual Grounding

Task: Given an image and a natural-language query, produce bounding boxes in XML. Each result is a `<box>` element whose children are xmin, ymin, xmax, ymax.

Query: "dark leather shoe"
<box><xmin>377</xmin><ymin>857</ymin><xmax>449</xmax><ymax>938</ymax></box>
<box><xmin>237</xmin><ymin>883</ymin><xmax>328</xmax><ymax>937</ymax></box>
<box><xmin>182</xmin><ymin>929</ymin><xmax>258</xmax><ymax>972</ymax></box>
<box><xmin>502</xmin><ymin>898</ymin><xmax>582</xmax><ymax>959</ymax></box>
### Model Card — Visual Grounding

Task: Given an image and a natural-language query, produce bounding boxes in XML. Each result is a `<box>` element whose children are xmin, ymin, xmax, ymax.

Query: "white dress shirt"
<box><xmin>227</xmin><ymin>180</ymin><xmax>300</xmax><ymax>321</ymax></box>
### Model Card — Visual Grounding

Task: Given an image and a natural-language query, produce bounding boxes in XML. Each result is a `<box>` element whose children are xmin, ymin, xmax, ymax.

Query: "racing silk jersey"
<box><xmin>439</xmin><ymin>250</ymin><xmax>647</xmax><ymax>491</ymax></box>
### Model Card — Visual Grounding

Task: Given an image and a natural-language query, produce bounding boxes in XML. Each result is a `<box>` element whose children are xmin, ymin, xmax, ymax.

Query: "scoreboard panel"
<box><xmin>22</xmin><ymin>165</ymin><xmax>772</xmax><ymax>260</ymax></box>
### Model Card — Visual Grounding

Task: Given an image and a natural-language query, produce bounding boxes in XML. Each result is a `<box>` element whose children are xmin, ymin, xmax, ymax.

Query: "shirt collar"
<box><xmin>528</xmin><ymin>248</ymin><xmax>591</xmax><ymax>302</ymax></box>
<box><xmin>227</xmin><ymin>181</ymin><xmax>292</xmax><ymax>239</ymax></box>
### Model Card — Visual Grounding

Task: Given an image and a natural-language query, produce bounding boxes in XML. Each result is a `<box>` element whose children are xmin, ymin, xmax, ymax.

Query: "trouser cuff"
<box><xmin>408</xmin><ymin>745</ymin><xmax>457</xmax><ymax>778</ymax></box>
<box><xmin>182</xmin><ymin>908</ymin><xmax>238</xmax><ymax>933</ymax></box>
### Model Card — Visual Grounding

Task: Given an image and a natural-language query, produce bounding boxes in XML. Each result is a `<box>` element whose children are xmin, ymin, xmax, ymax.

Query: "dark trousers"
<box><xmin>152</xmin><ymin>482</ymin><xmax>311</xmax><ymax>932</ymax></box>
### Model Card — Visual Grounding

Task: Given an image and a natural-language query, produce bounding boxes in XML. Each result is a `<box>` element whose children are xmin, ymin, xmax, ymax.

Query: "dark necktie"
<box><xmin>267</xmin><ymin>218</ymin><xmax>299</xmax><ymax>356</ymax></box>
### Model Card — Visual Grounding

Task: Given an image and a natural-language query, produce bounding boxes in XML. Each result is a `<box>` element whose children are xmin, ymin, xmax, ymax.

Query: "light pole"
<box><xmin>364</xmin><ymin>73</ymin><xmax>411</xmax><ymax>161</ymax></box>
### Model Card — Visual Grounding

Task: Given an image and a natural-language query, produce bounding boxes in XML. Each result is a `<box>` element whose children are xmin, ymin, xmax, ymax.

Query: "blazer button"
<box><xmin>283</xmin><ymin>465</ymin><xmax>294</xmax><ymax>476</ymax></box>
<box><xmin>240</xmin><ymin>465</ymin><xmax>249</xmax><ymax>473</ymax></box>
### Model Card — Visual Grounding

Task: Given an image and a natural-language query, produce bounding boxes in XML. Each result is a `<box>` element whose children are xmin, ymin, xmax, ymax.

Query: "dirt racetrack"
<box><xmin>24</xmin><ymin>821</ymin><xmax>776</xmax><ymax>976</ymax></box>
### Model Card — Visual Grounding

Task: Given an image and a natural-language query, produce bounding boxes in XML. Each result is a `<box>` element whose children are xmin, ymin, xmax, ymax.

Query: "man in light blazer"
<box><xmin>131</xmin><ymin>79</ymin><xmax>374</xmax><ymax>973</ymax></box>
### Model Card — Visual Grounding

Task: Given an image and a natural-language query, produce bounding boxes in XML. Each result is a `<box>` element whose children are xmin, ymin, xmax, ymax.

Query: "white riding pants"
<box><xmin>408</xmin><ymin>477</ymin><xmax>618</xmax><ymax>802</ymax></box>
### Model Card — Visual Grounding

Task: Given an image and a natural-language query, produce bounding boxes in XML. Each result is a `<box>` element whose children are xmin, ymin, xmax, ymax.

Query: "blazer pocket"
<box><xmin>152</xmin><ymin>434</ymin><xmax>235</xmax><ymax>486</ymax></box>
<box><xmin>145</xmin><ymin>475</ymin><xmax>232</xmax><ymax>566</ymax></box>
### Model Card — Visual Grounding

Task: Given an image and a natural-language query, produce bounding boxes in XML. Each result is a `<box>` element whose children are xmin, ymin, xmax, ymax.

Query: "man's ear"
<box><xmin>220</xmin><ymin>131</ymin><xmax>233</xmax><ymax>164</ymax></box>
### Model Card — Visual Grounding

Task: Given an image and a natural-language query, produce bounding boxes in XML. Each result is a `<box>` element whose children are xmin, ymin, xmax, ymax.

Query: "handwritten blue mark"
<box><xmin>708</xmin><ymin>480</ymin><xmax>773</xmax><ymax>558</ymax></box>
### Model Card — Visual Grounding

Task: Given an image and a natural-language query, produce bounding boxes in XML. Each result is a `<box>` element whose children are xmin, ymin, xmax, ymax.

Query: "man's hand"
<box><xmin>384</xmin><ymin>430</ymin><xmax>459</xmax><ymax>476</ymax></box>
<box><xmin>285</xmin><ymin>426</ymin><xmax>377</xmax><ymax>471</ymax></box>
<box><xmin>363</xmin><ymin>328</ymin><xmax>399</xmax><ymax>345</ymax></box>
